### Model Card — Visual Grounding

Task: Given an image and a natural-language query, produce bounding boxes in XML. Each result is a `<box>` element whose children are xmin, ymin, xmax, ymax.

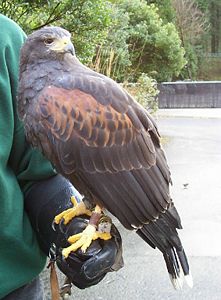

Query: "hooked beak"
<box><xmin>50</xmin><ymin>37</ymin><xmax>75</xmax><ymax>55</ymax></box>
<box><xmin>64</xmin><ymin>42</ymin><xmax>75</xmax><ymax>56</ymax></box>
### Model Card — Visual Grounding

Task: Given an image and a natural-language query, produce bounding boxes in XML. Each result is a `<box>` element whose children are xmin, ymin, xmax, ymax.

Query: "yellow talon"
<box><xmin>62</xmin><ymin>224</ymin><xmax>96</xmax><ymax>257</ymax></box>
<box><xmin>54</xmin><ymin>207</ymin><xmax>73</xmax><ymax>224</ymax></box>
<box><xmin>54</xmin><ymin>196</ymin><xmax>92</xmax><ymax>225</ymax></box>
<box><xmin>70</xmin><ymin>195</ymin><xmax>78</xmax><ymax>206</ymax></box>
<box><xmin>56</xmin><ymin>203</ymin><xmax>112</xmax><ymax>258</ymax></box>
<box><xmin>62</xmin><ymin>224</ymin><xmax>112</xmax><ymax>258</ymax></box>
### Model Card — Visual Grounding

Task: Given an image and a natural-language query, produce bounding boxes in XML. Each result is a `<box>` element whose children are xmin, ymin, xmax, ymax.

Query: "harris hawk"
<box><xmin>18</xmin><ymin>26</ymin><xmax>192</xmax><ymax>289</ymax></box>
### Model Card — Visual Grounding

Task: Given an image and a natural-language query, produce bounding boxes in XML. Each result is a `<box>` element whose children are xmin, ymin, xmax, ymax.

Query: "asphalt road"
<box><xmin>42</xmin><ymin>109</ymin><xmax>221</xmax><ymax>300</ymax></box>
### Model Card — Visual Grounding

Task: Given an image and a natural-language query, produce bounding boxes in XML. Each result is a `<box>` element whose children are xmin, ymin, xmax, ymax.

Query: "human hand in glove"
<box><xmin>25</xmin><ymin>175</ymin><xmax>123</xmax><ymax>289</ymax></box>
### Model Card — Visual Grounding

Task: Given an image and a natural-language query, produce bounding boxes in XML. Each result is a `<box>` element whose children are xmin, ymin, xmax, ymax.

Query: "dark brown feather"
<box><xmin>19</xmin><ymin>63</ymin><xmax>171</xmax><ymax>226</ymax></box>
<box><xmin>18</xmin><ymin>27</ymin><xmax>191</xmax><ymax>285</ymax></box>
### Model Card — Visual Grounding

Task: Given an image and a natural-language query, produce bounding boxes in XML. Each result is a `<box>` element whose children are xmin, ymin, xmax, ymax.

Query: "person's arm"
<box><xmin>1</xmin><ymin>14</ymin><xmax>56</xmax><ymax>192</ymax></box>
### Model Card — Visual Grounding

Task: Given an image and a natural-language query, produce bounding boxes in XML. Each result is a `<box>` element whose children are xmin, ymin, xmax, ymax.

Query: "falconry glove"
<box><xmin>25</xmin><ymin>174</ymin><xmax>123</xmax><ymax>288</ymax></box>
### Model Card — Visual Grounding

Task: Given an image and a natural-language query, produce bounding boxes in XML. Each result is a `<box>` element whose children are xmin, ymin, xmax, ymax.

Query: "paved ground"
<box><xmin>42</xmin><ymin>108</ymin><xmax>221</xmax><ymax>299</ymax></box>
<box><xmin>156</xmin><ymin>108</ymin><xmax>221</xmax><ymax>119</ymax></box>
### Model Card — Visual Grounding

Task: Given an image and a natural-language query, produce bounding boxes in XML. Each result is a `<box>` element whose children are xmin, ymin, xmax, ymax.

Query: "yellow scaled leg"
<box><xmin>62</xmin><ymin>205</ymin><xmax>112</xmax><ymax>258</ymax></box>
<box><xmin>54</xmin><ymin>196</ymin><xmax>92</xmax><ymax>225</ymax></box>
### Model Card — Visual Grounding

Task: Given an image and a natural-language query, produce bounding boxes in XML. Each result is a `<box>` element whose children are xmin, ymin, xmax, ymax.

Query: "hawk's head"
<box><xmin>20</xmin><ymin>26</ymin><xmax>75</xmax><ymax>66</ymax></box>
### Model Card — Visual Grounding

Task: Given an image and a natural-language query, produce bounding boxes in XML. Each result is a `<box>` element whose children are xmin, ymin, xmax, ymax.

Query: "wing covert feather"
<box><xmin>36</xmin><ymin>85</ymin><xmax>157</xmax><ymax>174</ymax></box>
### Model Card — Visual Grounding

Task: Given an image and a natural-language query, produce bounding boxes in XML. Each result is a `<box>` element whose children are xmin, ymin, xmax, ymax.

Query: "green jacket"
<box><xmin>0</xmin><ymin>15</ymin><xmax>55</xmax><ymax>298</ymax></box>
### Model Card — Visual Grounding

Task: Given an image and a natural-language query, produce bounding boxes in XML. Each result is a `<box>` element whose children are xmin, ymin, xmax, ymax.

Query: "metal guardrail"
<box><xmin>158</xmin><ymin>81</ymin><xmax>221</xmax><ymax>108</ymax></box>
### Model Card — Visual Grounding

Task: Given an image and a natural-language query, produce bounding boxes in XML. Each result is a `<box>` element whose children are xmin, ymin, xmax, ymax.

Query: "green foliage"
<box><xmin>0</xmin><ymin>0</ymin><xmax>186</xmax><ymax>82</ymax></box>
<box><xmin>195</xmin><ymin>0</ymin><xmax>210</xmax><ymax>12</ymax></box>
<box><xmin>145</xmin><ymin>0</ymin><xmax>176</xmax><ymax>23</ymax></box>
<box><xmin>198</xmin><ymin>56</ymin><xmax>221</xmax><ymax>81</ymax></box>
<box><xmin>120</xmin><ymin>0</ymin><xmax>186</xmax><ymax>81</ymax></box>
<box><xmin>171</xmin><ymin>0</ymin><xmax>210</xmax><ymax>80</ymax></box>
<box><xmin>0</xmin><ymin>0</ymin><xmax>112</xmax><ymax>63</ymax></box>
<box><xmin>178</xmin><ymin>43</ymin><xmax>198</xmax><ymax>79</ymax></box>
<box><xmin>92</xmin><ymin>0</ymin><xmax>185</xmax><ymax>82</ymax></box>
<box><xmin>56</xmin><ymin>0</ymin><xmax>112</xmax><ymax>63</ymax></box>
<box><xmin>92</xmin><ymin>4</ymin><xmax>131</xmax><ymax>81</ymax></box>
<box><xmin>123</xmin><ymin>74</ymin><xmax>159</xmax><ymax>112</ymax></box>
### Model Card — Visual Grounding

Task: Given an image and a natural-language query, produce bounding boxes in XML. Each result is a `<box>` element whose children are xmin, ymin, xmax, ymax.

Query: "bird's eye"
<box><xmin>44</xmin><ymin>38</ymin><xmax>54</xmax><ymax>45</ymax></box>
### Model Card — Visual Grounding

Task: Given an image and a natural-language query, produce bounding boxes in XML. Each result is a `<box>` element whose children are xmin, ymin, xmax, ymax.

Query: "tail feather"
<box><xmin>177</xmin><ymin>249</ymin><xmax>189</xmax><ymax>276</ymax></box>
<box><xmin>164</xmin><ymin>248</ymin><xmax>180</xmax><ymax>279</ymax></box>
<box><xmin>137</xmin><ymin>204</ymin><xmax>192</xmax><ymax>289</ymax></box>
<box><xmin>164</xmin><ymin>248</ymin><xmax>183</xmax><ymax>290</ymax></box>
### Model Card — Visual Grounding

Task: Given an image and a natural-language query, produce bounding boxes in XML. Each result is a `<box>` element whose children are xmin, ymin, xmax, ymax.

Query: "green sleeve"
<box><xmin>0</xmin><ymin>16</ymin><xmax>58</xmax><ymax>297</ymax></box>
<box><xmin>10</xmin><ymin>126</ymin><xmax>57</xmax><ymax>194</ymax></box>
<box><xmin>0</xmin><ymin>14</ymin><xmax>56</xmax><ymax>194</ymax></box>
